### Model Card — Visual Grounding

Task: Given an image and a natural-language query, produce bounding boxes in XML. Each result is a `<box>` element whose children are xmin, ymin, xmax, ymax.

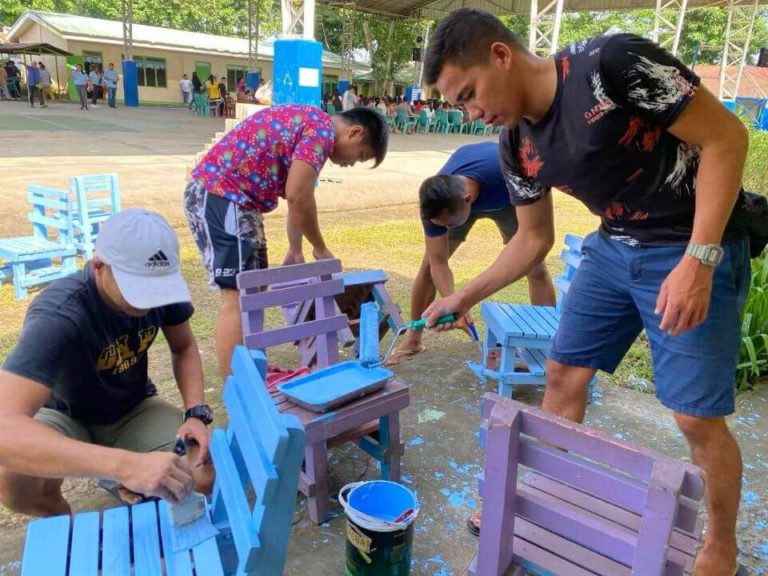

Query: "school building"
<box><xmin>5</xmin><ymin>10</ymin><xmax>361</xmax><ymax>104</ymax></box>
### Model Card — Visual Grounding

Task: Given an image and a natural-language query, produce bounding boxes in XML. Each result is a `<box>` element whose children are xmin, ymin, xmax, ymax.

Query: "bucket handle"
<box><xmin>338</xmin><ymin>481</ymin><xmax>365</xmax><ymax>514</ymax></box>
<box><xmin>338</xmin><ymin>481</ymin><xmax>418</xmax><ymax>531</ymax></box>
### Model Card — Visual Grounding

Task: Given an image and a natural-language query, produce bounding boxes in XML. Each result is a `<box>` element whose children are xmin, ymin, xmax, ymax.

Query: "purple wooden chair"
<box><xmin>472</xmin><ymin>393</ymin><xmax>704</xmax><ymax>576</ymax></box>
<box><xmin>238</xmin><ymin>260</ymin><xmax>410</xmax><ymax>523</ymax></box>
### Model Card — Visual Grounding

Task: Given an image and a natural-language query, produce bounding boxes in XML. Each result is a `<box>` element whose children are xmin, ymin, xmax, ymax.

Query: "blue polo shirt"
<box><xmin>422</xmin><ymin>141</ymin><xmax>510</xmax><ymax>237</ymax></box>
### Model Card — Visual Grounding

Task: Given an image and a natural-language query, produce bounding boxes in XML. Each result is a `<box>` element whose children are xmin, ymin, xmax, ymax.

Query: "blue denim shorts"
<box><xmin>549</xmin><ymin>231</ymin><xmax>750</xmax><ymax>417</ymax></box>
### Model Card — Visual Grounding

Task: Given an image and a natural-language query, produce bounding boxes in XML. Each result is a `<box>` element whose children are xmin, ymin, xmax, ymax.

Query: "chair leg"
<box><xmin>11</xmin><ymin>262</ymin><xmax>27</xmax><ymax>300</ymax></box>
<box><xmin>378</xmin><ymin>413</ymin><xmax>401</xmax><ymax>481</ymax></box>
<box><xmin>587</xmin><ymin>375</ymin><xmax>597</xmax><ymax>404</ymax></box>
<box><xmin>304</xmin><ymin>442</ymin><xmax>330</xmax><ymax>524</ymax></box>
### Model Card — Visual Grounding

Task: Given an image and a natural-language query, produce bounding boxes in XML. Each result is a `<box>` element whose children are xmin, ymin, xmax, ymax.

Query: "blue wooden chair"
<box><xmin>70</xmin><ymin>174</ymin><xmax>121</xmax><ymax>260</ymax></box>
<box><xmin>734</xmin><ymin>96</ymin><xmax>767</xmax><ymax>129</ymax></box>
<box><xmin>0</xmin><ymin>185</ymin><xmax>77</xmax><ymax>300</ymax></box>
<box><xmin>21</xmin><ymin>347</ymin><xmax>306</xmax><ymax>576</ymax></box>
<box><xmin>468</xmin><ymin>234</ymin><xmax>597</xmax><ymax>401</ymax></box>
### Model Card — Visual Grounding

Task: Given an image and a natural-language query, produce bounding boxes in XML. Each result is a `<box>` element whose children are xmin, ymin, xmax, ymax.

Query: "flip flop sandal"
<box><xmin>466</xmin><ymin>515</ymin><xmax>480</xmax><ymax>537</ymax></box>
<box><xmin>98</xmin><ymin>478</ymin><xmax>157</xmax><ymax>506</ymax></box>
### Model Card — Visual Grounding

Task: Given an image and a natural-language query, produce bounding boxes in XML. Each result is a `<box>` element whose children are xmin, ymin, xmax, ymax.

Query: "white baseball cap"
<box><xmin>95</xmin><ymin>209</ymin><xmax>191</xmax><ymax>309</ymax></box>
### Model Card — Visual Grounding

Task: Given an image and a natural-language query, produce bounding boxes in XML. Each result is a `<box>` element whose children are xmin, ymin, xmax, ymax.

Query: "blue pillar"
<box><xmin>273</xmin><ymin>39</ymin><xmax>323</xmax><ymax>107</ymax></box>
<box><xmin>122</xmin><ymin>60</ymin><xmax>139</xmax><ymax>107</ymax></box>
<box><xmin>337</xmin><ymin>80</ymin><xmax>350</xmax><ymax>94</ymax></box>
<box><xmin>246</xmin><ymin>71</ymin><xmax>260</xmax><ymax>90</ymax></box>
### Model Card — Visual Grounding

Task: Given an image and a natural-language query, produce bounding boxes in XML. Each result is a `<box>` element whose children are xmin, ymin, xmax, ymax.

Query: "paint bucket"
<box><xmin>340</xmin><ymin>481</ymin><xmax>419</xmax><ymax>576</ymax></box>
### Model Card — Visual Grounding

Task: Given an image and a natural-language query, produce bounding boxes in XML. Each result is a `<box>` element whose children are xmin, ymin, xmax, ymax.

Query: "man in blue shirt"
<box><xmin>102</xmin><ymin>62</ymin><xmax>119</xmax><ymax>108</ymax></box>
<box><xmin>388</xmin><ymin>141</ymin><xmax>556</xmax><ymax>364</ymax></box>
<box><xmin>24</xmin><ymin>62</ymin><xmax>40</xmax><ymax>108</ymax></box>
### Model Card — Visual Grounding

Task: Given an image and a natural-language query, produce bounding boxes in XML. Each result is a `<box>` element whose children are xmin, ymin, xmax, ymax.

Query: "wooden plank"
<box><xmin>229</xmin><ymin>347</ymin><xmax>288</xmax><ymax>464</ymax></box>
<box><xmin>190</xmin><ymin>536</ymin><xmax>225</xmax><ymax>576</ymax></box>
<box><xmin>515</xmin><ymin>485</ymin><xmax>637</xmax><ymax>567</ymax></box>
<box><xmin>157</xmin><ymin>501</ymin><xmax>194</xmax><ymax>576</ymax></box>
<box><xmin>237</xmin><ymin>260</ymin><xmax>341</xmax><ymax>289</ymax></box>
<box><xmin>244</xmin><ymin>315</ymin><xmax>348</xmax><ymax>350</ymax></box>
<box><xmin>513</xmin><ymin>516</ymin><xmax>630</xmax><ymax>576</ymax></box>
<box><xmin>477</xmin><ymin>400</ymin><xmax>522</xmax><ymax>576</ymax></box>
<box><xmin>632</xmin><ymin>461</ymin><xmax>686</xmax><ymax>575</ymax></box>
<box><xmin>563</xmin><ymin>233</ymin><xmax>584</xmax><ymax>252</ymax></box>
<box><xmin>336</xmin><ymin>269</ymin><xmax>388</xmax><ymax>286</ymax></box>
<box><xmin>68</xmin><ymin>512</ymin><xmax>100</xmax><ymax>576</ymax></box>
<box><xmin>239</xmin><ymin>279</ymin><xmax>343</xmax><ymax>312</ymax></box>
<box><xmin>131</xmin><ymin>501</ymin><xmax>163</xmax><ymax>576</ymax></box>
<box><xmin>511</xmin><ymin>305</ymin><xmax>559</xmax><ymax>339</ymax></box>
<box><xmin>518</xmin><ymin>348</ymin><xmax>547</xmax><ymax>376</ymax></box>
<box><xmin>21</xmin><ymin>515</ymin><xmax>70</xmax><ymax>576</ymax></box>
<box><xmin>523</xmin><ymin>474</ymin><xmax>701</xmax><ymax>556</ymax></box>
<box><xmin>209</xmin><ymin>429</ymin><xmax>261</xmax><ymax>560</ymax></box>
<box><xmin>101</xmin><ymin>506</ymin><xmax>131</xmax><ymax>576</ymax></box>
<box><xmin>224</xmin><ymin>378</ymin><xmax>280</xmax><ymax>503</ymax></box>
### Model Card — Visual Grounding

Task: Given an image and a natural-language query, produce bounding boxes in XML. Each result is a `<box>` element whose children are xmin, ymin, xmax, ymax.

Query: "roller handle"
<box><xmin>409</xmin><ymin>314</ymin><xmax>456</xmax><ymax>331</ymax></box>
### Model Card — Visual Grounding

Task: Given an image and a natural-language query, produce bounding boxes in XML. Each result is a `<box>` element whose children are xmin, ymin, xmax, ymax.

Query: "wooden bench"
<box><xmin>22</xmin><ymin>346</ymin><xmax>305</xmax><ymax>576</ymax></box>
<box><xmin>238</xmin><ymin>260</ymin><xmax>410</xmax><ymax>523</ymax></box>
<box><xmin>470</xmin><ymin>393</ymin><xmax>704</xmax><ymax>576</ymax></box>
<box><xmin>0</xmin><ymin>185</ymin><xmax>77</xmax><ymax>300</ymax></box>
<box><xmin>469</xmin><ymin>234</ymin><xmax>596</xmax><ymax>400</ymax></box>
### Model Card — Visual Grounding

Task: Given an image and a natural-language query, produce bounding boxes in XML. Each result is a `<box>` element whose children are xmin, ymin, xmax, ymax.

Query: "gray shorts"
<box><xmin>35</xmin><ymin>396</ymin><xmax>182</xmax><ymax>453</ymax></box>
<box><xmin>448</xmin><ymin>205</ymin><xmax>518</xmax><ymax>244</ymax></box>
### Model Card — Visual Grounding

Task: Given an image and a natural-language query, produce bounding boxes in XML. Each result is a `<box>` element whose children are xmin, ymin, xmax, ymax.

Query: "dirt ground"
<box><xmin>0</xmin><ymin>100</ymin><xmax>766</xmax><ymax>575</ymax></box>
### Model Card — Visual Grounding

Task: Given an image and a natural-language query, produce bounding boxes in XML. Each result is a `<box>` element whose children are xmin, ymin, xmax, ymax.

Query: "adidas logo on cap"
<box><xmin>145</xmin><ymin>250</ymin><xmax>170</xmax><ymax>268</ymax></box>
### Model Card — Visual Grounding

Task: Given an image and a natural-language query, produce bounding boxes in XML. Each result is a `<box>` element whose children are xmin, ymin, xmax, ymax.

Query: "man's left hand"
<box><xmin>655</xmin><ymin>256</ymin><xmax>714</xmax><ymax>336</ymax></box>
<box><xmin>176</xmin><ymin>418</ymin><xmax>211</xmax><ymax>467</ymax></box>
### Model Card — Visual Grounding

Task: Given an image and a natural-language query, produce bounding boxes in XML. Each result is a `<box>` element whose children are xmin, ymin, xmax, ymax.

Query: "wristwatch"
<box><xmin>184</xmin><ymin>404</ymin><xmax>213</xmax><ymax>426</ymax></box>
<box><xmin>685</xmin><ymin>243</ymin><xmax>724</xmax><ymax>267</ymax></box>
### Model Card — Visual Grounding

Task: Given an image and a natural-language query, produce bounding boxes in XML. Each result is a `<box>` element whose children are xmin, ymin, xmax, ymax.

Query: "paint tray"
<box><xmin>277</xmin><ymin>360</ymin><xmax>392</xmax><ymax>412</ymax></box>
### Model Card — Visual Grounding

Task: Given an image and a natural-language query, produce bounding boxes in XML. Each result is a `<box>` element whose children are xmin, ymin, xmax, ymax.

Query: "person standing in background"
<box><xmin>70</xmin><ymin>64</ymin><xmax>89</xmax><ymax>110</ymax></box>
<box><xmin>102</xmin><ymin>63</ymin><xmax>119</xmax><ymax>108</ymax></box>
<box><xmin>38</xmin><ymin>63</ymin><xmax>51</xmax><ymax>107</ymax></box>
<box><xmin>5</xmin><ymin>60</ymin><xmax>20</xmax><ymax>100</ymax></box>
<box><xmin>23</xmin><ymin>62</ymin><xmax>41</xmax><ymax>109</ymax></box>
<box><xmin>179</xmin><ymin>74</ymin><xmax>192</xmax><ymax>107</ymax></box>
<box><xmin>88</xmin><ymin>64</ymin><xmax>101</xmax><ymax>107</ymax></box>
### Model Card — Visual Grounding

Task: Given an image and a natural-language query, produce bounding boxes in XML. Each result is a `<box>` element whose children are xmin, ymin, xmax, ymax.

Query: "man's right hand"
<box><xmin>118</xmin><ymin>451</ymin><xmax>194</xmax><ymax>503</ymax></box>
<box><xmin>312</xmin><ymin>246</ymin><xmax>335</xmax><ymax>261</ymax></box>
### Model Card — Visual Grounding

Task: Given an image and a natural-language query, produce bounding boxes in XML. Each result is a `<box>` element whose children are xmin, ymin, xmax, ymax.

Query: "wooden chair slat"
<box><xmin>21</xmin><ymin>515</ymin><xmax>70</xmax><ymax>576</ymax></box>
<box><xmin>190</xmin><ymin>536</ymin><xmax>226</xmax><ymax>576</ymax></box>
<box><xmin>101</xmin><ymin>506</ymin><xmax>131</xmax><ymax>576</ymax></box>
<box><xmin>244</xmin><ymin>315</ymin><xmax>348</xmax><ymax>350</ymax></box>
<box><xmin>237</xmin><ymin>259</ymin><xmax>342</xmax><ymax>289</ymax></box>
<box><xmin>68</xmin><ymin>512</ymin><xmax>100</xmax><ymax>576</ymax></box>
<box><xmin>131</xmin><ymin>501</ymin><xmax>163</xmax><ymax>576</ymax></box>
<box><xmin>240</xmin><ymin>278</ymin><xmax>344</xmax><ymax>311</ymax></box>
<box><xmin>157</xmin><ymin>501</ymin><xmax>195</xmax><ymax>576</ymax></box>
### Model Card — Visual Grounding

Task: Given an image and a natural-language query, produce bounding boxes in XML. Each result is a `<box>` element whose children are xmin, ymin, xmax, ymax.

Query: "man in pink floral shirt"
<box><xmin>184</xmin><ymin>103</ymin><xmax>388</xmax><ymax>376</ymax></box>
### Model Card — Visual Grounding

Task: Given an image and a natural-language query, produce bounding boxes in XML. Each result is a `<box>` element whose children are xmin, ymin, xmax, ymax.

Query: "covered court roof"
<box><xmin>0</xmin><ymin>41</ymin><xmax>72</xmax><ymax>56</ymax></box>
<box><xmin>323</xmin><ymin>0</ymin><xmax>768</xmax><ymax>20</ymax></box>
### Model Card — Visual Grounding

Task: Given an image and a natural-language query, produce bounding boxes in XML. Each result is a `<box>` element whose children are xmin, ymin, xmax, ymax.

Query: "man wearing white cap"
<box><xmin>0</xmin><ymin>209</ymin><xmax>214</xmax><ymax>517</ymax></box>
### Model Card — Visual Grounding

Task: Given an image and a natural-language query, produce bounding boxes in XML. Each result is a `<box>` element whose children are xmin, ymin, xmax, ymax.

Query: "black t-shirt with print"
<box><xmin>2</xmin><ymin>265</ymin><xmax>193</xmax><ymax>425</ymax></box>
<box><xmin>500</xmin><ymin>33</ymin><xmax>744</xmax><ymax>246</ymax></box>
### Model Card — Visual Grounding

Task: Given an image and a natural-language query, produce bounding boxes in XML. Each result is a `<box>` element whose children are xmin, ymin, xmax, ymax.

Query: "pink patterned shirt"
<box><xmin>190</xmin><ymin>104</ymin><xmax>335</xmax><ymax>212</ymax></box>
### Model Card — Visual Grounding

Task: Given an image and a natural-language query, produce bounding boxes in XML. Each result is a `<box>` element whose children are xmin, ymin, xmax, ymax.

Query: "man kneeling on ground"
<box><xmin>388</xmin><ymin>141</ymin><xmax>556</xmax><ymax>365</ymax></box>
<box><xmin>0</xmin><ymin>209</ymin><xmax>214</xmax><ymax>516</ymax></box>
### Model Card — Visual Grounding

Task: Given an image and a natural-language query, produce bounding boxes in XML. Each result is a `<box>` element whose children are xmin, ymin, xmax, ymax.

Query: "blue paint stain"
<box><xmin>321</xmin><ymin>522</ymin><xmax>330</xmax><ymax>528</ymax></box>
<box><xmin>743</xmin><ymin>491</ymin><xmax>759</xmax><ymax>506</ymax></box>
<box><xmin>407</xmin><ymin>436</ymin><xmax>425</xmax><ymax>446</ymax></box>
<box><xmin>614</xmin><ymin>433</ymin><xmax>624</xmax><ymax>440</ymax></box>
<box><xmin>435</xmin><ymin>471</ymin><xmax>444</xmax><ymax>479</ymax></box>
<box><xmin>440</xmin><ymin>486</ymin><xmax>477</xmax><ymax>509</ymax></box>
<box><xmin>755</xmin><ymin>519</ymin><xmax>767</xmax><ymax>530</ymax></box>
<box><xmin>424</xmin><ymin>555</ymin><xmax>450</xmax><ymax>576</ymax></box>
<box><xmin>402</xmin><ymin>474</ymin><xmax>413</xmax><ymax>484</ymax></box>
<box><xmin>757</xmin><ymin>543</ymin><xmax>768</xmax><ymax>556</ymax></box>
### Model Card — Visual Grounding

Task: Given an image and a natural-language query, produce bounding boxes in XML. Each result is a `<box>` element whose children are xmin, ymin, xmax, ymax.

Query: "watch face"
<box><xmin>704</xmin><ymin>246</ymin><xmax>724</xmax><ymax>266</ymax></box>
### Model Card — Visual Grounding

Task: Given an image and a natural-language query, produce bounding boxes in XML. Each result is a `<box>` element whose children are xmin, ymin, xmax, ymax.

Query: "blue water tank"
<box><xmin>122</xmin><ymin>60</ymin><xmax>139</xmax><ymax>107</ymax></box>
<box><xmin>273</xmin><ymin>39</ymin><xmax>323</xmax><ymax>107</ymax></box>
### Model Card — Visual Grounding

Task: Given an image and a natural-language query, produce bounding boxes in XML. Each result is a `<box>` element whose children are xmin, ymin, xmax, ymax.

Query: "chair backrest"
<box><xmin>26</xmin><ymin>185</ymin><xmax>74</xmax><ymax>245</ymax></box>
<box><xmin>478</xmin><ymin>393</ymin><xmax>703</xmax><ymax>576</ymax></box>
<box><xmin>69</xmin><ymin>174</ymin><xmax>121</xmax><ymax>258</ymax></box>
<box><xmin>210</xmin><ymin>346</ymin><xmax>305</xmax><ymax>576</ymax></box>
<box><xmin>238</xmin><ymin>259</ymin><xmax>348</xmax><ymax>368</ymax></box>
<box><xmin>326</xmin><ymin>103</ymin><xmax>336</xmax><ymax>116</ymax></box>
<box><xmin>555</xmin><ymin>233</ymin><xmax>584</xmax><ymax>308</ymax></box>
